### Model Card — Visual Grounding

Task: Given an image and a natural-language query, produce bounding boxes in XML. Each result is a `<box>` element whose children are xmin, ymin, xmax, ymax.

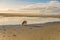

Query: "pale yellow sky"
<box><xmin>0</xmin><ymin>1</ymin><xmax>60</xmax><ymax>15</ymax></box>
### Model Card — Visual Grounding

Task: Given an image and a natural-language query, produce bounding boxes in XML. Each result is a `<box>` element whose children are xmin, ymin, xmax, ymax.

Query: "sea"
<box><xmin>0</xmin><ymin>17</ymin><xmax>60</xmax><ymax>25</ymax></box>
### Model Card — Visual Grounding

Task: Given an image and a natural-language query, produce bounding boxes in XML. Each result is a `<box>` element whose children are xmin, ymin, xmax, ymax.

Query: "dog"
<box><xmin>22</xmin><ymin>20</ymin><xmax>27</xmax><ymax>26</ymax></box>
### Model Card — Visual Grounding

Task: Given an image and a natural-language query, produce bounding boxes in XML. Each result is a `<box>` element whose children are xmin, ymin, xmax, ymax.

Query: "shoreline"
<box><xmin>0</xmin><ymin>21</ymin><xmax>60</xmax><ymax>25</ymax></box>
<box><xmin>0</xmin><ymin>21</ymin><xmax>60</xmax><ymax>40</ymax></box>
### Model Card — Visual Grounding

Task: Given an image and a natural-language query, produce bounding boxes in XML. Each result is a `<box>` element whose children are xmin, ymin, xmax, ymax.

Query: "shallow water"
<box><xmin>0</xmin><ymin>17</ymin><xmax>60</xmax><ymax>25</ymax></box>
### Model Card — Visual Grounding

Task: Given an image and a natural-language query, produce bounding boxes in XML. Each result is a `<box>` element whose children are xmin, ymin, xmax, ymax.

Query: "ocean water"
<box><xmin>0</xmin><ymin>17</ymin><xmax>60</xmax><ymax>25</ymax></box>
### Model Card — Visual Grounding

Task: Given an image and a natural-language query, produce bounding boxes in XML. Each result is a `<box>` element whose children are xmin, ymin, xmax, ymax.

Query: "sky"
<box><xmin>0</xmin><ymin>0</ymin><xmax>60</xmax><ymax>15</ymax></box>
<box><xmin>0</xmin><ymin>0</ymin><xmax>60</xmax><ymax>9</ymax></box>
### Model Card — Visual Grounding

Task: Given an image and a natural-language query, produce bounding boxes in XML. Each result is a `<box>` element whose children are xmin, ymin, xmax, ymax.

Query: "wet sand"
<box><xmin>0</xmin><ymin>21</ymin><xmax>60</xmax><ymax>40</ymax></box>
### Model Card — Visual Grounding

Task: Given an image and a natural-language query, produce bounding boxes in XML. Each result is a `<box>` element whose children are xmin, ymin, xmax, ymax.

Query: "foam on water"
<box><xmin>0</xmin><ymin>17</ymin><xmax>60</xmax><ymax>25</ymax></box>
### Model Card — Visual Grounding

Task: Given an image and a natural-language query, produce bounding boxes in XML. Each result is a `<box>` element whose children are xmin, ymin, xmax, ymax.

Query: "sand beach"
<box><xmin>0</xmin><ymin>21</ymin><xmax>60</xmax><ymax>40</ymax></box>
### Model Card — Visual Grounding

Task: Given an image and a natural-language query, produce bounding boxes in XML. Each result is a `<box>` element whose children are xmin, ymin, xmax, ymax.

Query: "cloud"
<box><xmin>0</xmin><ymin>0</ymin><xmax>60</xmax><ymax>16</ymax></box>
<box><xmin>20</xmin><ymin>1</ymin><xmax>60</xmax><ymax>15</ymax></box>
